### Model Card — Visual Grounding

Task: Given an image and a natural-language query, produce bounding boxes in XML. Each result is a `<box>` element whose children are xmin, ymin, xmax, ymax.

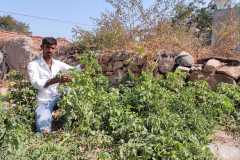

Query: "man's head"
<box><xmin>41</xmin><ymin>37</ymin><xmax>57</xmax><ymax>58</ymax></box>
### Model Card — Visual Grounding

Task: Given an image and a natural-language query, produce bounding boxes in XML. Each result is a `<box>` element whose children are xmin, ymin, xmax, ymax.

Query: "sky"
<box><xmin>0</xmin><ymin>0</ymin><xmax>153</xmax><ymax>41</ymax></box>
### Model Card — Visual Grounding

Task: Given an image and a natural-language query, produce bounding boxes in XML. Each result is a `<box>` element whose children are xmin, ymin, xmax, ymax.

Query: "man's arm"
<box><xmin>58</xmin><ymin>60</ymin><xmax>85</xmax><ymax>72</ymax></box>
<box><xmin>44</xmin><ymin>75</ymin><xmax>72</xmax><ymax>88</ymax></box>
<box><xmin>59</xmin><ymin>61</ymin><xmax>74</xmax><ymax>71</ymax></box>
<box><xmin>44</xmin><ymin>60</ymin><xmax>74</xmax><ymax>88</ymax></box>
<box><xmin>44</xmin><ymin>77</ymin><xmax>59</xmax><ymax>88</ymax></box>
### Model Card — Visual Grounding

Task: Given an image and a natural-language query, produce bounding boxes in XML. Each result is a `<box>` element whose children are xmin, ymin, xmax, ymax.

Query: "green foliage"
<box><xmin>58</xmin><ymin>55</ymin><xmax>236</xmax><ymax>159</ymax></box>
<box><xmin>7</xmin><ymin>71</ymin><xmax>37</xmax><ymax>127</ymax></box>
<box><xmin>0</xmin><ymin>15</ymin><xmax>30</xmax><ymax>34</ymax></box>
<box><xmin>215</xmin><ymin>84</ymin><xmax>240</xmax><ymax>138</ymax></box>
<box><xmin>2</xmin><ymin>55</ymin><xmax>240</xmax><ymax>159</ymax></box>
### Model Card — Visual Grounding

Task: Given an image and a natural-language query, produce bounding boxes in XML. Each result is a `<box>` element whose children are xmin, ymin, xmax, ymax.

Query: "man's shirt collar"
<box><xmin>39</xmin><ymin>55</ymin><xmax>57</xmax><ymax>71</ymax></box>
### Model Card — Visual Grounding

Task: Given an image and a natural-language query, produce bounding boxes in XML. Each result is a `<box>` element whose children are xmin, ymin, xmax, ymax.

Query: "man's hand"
<box><xmin>44</xmin><ymin>74</ymin><xmax>72</xmax><ymax>88</ymax></box>
<box><xmin>59</xmin><ymin>75</ymin><xmax>72</xmax><ymax>83</ymax></box>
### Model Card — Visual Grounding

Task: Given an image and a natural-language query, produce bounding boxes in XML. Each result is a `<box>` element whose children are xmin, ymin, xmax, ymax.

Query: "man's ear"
<box><xmin>40</xmin><ymin>45</ymin><xmax>43</xmax><ymax>50</ymax></box>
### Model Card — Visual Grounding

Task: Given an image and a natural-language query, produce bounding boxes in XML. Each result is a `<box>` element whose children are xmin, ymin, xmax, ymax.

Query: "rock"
<box><xmin>154</xmin><ymin>52</ymin><xmax>176</xmax><ymax>74</ymax></box>
<box><xmin>128</xmin><ymin>64</ymin><xmax>140</xmax><ymax>73</ymax></box>
<box><xmin>158</xmin><ymin>59</ymin><xmax>175</xmax><ymax>74</ymax></box>
<box><xmin>209</xmin><ymin>131</ymin><xmax>240</xmax><ymax>160</ymax></box>
<box><xmin>3</xmin><ymin>37</ymin><xmax>38</xmax><ymax>75</ymax></box>
<box><xmin>135</xmin><ymin>56</ymin><xmax>145</xmax><ymax>66</ymax></box>
<box><xmin>209</xmin><ymin>144</ymin><xmax>240</xmax><ymax>160</ymax></box>
<box><xmin>191</xmin><ymin>64</ymin><xmax>203</xmax><ymax>71</ymax></box>
<box><xmin>175</xmin><ymin>51</ymin><xmax>194</xmax><ymax>67</ymax></box>
<box><xmin>189</xmin><ymin>71</ymin><xmax>236</xmax><ymax>88</ymax></box>
<box><xmin>188</xmin><ymin>71</ymin><xmax>208</xmax><ymax>82</ymax></box>
<box><xmin>112</xmin><ymin>52</ymin><xmax>129</xmax><ymax>61</ymax></box>
<box><xmin>99</xmin><ymin>54</ymin><xmax>112</xmax><ymax>64</ymax></box>
<box><xmin>217</xmin><ymin>65</ymin><xmax>240</xmax><ymax>80</ymax></box>
<box><xmin>155</xmin><ymin>52</ymin><xmax>175</xmax><ymax>62</ymax></box>
<box><xmin>204</xmin><ymin>59</ymin><xmax>222</xmax><ymax>74</ymax></box>
<box><xmin>177</xmin><ymin>66</ymin><xmax>190</xmax><ymax>72</ymax></box>
<box><xmin>113</xmin><ymin>61</ymin><xmax>124</xmax><ymax>71</ymax></box>
<box><xmin>116</xmin><ymin>69</ymin><xmax>128</xmax><ymax>80</ymax></box>
<box><xmin>214</xmin><ymin>73</ymin><xmax>236</xmax><ymax>85</ymax></box>
<box><xmin>207</xmin><ymin>74</ymin><xmax>236</xmax><ymax>88</ymax></box>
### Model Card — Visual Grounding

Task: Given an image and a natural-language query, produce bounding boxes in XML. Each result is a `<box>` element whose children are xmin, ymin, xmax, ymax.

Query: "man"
<box><xmin>28</xmin><ymin>37</ymin><xmax>72</xmax><ymax>133</ymax></box>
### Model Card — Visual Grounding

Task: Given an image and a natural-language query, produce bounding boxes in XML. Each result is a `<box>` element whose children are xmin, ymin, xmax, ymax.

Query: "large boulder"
<box><xmin>207</xmin><ymin>73</ymin><xmax>236</xmax><ymax>88</ymax></box>
<box><xmin>188</xmin><ymin>71</ymin><xmax>236</xmax><ymax>88</ymax></box>
<box><xmin>217</xmin><ymin>65</ymin><xmax>240</xmax><ymax>80</ymax></box>
<box><xmin>98</xmin><ymin>54</ymin><xmax>112</xmax><ymax>64</ymax></box>
<box><xmin>155</xmin><ymin>53</ymin><xmax>176</xmax><ymax>74</ymax></box>
<box><xmin>214</xmin><ymin>73</ymin><xmax>236</xmax><ymax>85</ymax></box>
<box><xmin>209</xmin><ymin>131</ymin><xmax>240</xmax><ymax>160</ymax></box>
<box><xmin>3</xmin><ymin>37</ymin><xmax>38</xmax><ymax>76</ymax></box>
<box><xmin>203</xmin><ymin>59</ymin><xmax>223</xmax><ymax>74</ymax></box>
<box><xmin>175</xmin><ymin>51</ymin><xmax>194</xmax><ymax>67</ymax></box>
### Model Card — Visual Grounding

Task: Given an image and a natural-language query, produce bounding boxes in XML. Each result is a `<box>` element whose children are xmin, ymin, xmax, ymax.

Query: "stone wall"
<box><xmin>98</xmin><ymin>51</ymin><xmax>240</xmax><ymax>87</ymax></box>
<box><xmin>98</xmin><ymin>51</ymin><xmax>193</xmax><ymax>85</ymax></box>
<box><xmin>3</xmin><ymin>37</ymin><xmax>36</xmax><ymax>75</ymax></box>
<box><xmin>0</xmin><ymin>30</ymin><xmax>70</xmax><ymax>76</ymax></box>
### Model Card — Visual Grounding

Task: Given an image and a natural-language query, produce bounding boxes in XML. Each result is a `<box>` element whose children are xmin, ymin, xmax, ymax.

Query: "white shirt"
<box><xmin>27</xmin><ymin>56</ymin><xmax>73</xmax><ymax>103</ymax></box>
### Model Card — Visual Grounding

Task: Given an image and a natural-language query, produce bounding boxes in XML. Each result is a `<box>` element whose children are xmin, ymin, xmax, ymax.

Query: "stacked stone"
<box><xmin>57</xmin><ymin>46</ymin><xmax>79</xmax><ymax>66</ymax></box>
<box><xmin>98</xmin><ymin>52</ymin><xmax>147</xmax><ymax>84</ymax></box>
<box><xmin>189</xmin><ymin>58</ymin><xmax>240</xmax><ymax>88</ymax></box>
<box><xmin>98</xmin><ymin>51</ymin><xmax>182</xmax><ymax>84</ymax></box>
<box><xmin>153</xmin><ymin>51</ymin><xmax>176</xmax><ymax>75</ymax></box>
<box><xmin>99</xmin><ymin>50</ymin><xmax>240</xmax><ymax>88</ymax></box>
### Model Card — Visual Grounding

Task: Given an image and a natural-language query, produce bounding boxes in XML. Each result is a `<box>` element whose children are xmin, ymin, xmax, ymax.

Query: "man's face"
<box><xmin>42</xmin><ymin>44</ymin><xmax>57</xmax><ymax>58</ymax></box>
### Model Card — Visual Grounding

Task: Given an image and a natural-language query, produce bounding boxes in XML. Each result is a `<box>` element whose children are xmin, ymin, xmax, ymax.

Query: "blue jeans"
<box><xmin>35</xmin><ymin>97</ymin><xmax>59</xmax><ymax>133</ymax></box>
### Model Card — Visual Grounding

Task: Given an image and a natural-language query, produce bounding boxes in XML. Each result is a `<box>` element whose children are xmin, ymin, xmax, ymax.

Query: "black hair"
<box><xmin>41</xmin><ymin>37</ymin><xmax>57</xmax><ymax>46</ymax></box>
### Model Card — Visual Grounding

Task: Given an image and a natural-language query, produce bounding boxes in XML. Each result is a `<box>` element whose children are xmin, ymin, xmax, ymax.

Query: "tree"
<box><xmin>171</xmin><ymin>1</ymin><xmax>215</xmax><ymax>44</ymax></box>
<box><xmin>105</xmin><ymin>0</ymin><xmax>149</xmax><ymax>38</ymax></box>
<box><xmin>104</xmin><ymin>0</ymin><xmax>213</xmax><ymax>38</ymax></box>
<box><xmin>0</xmin><ymin>15</ymin><xmax>30</xmax><ymax>34</ymax></box>
<box><xmin>73</xmin><ymin>13</ymin><xmax>127</xmax><ymax>51</ymax></box>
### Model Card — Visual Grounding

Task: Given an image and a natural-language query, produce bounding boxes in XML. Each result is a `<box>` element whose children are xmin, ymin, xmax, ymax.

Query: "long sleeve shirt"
<box><xmin>27</xmin><ymin>56</ymin><xmax>73</xmax><ymax>103</ymax></box>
